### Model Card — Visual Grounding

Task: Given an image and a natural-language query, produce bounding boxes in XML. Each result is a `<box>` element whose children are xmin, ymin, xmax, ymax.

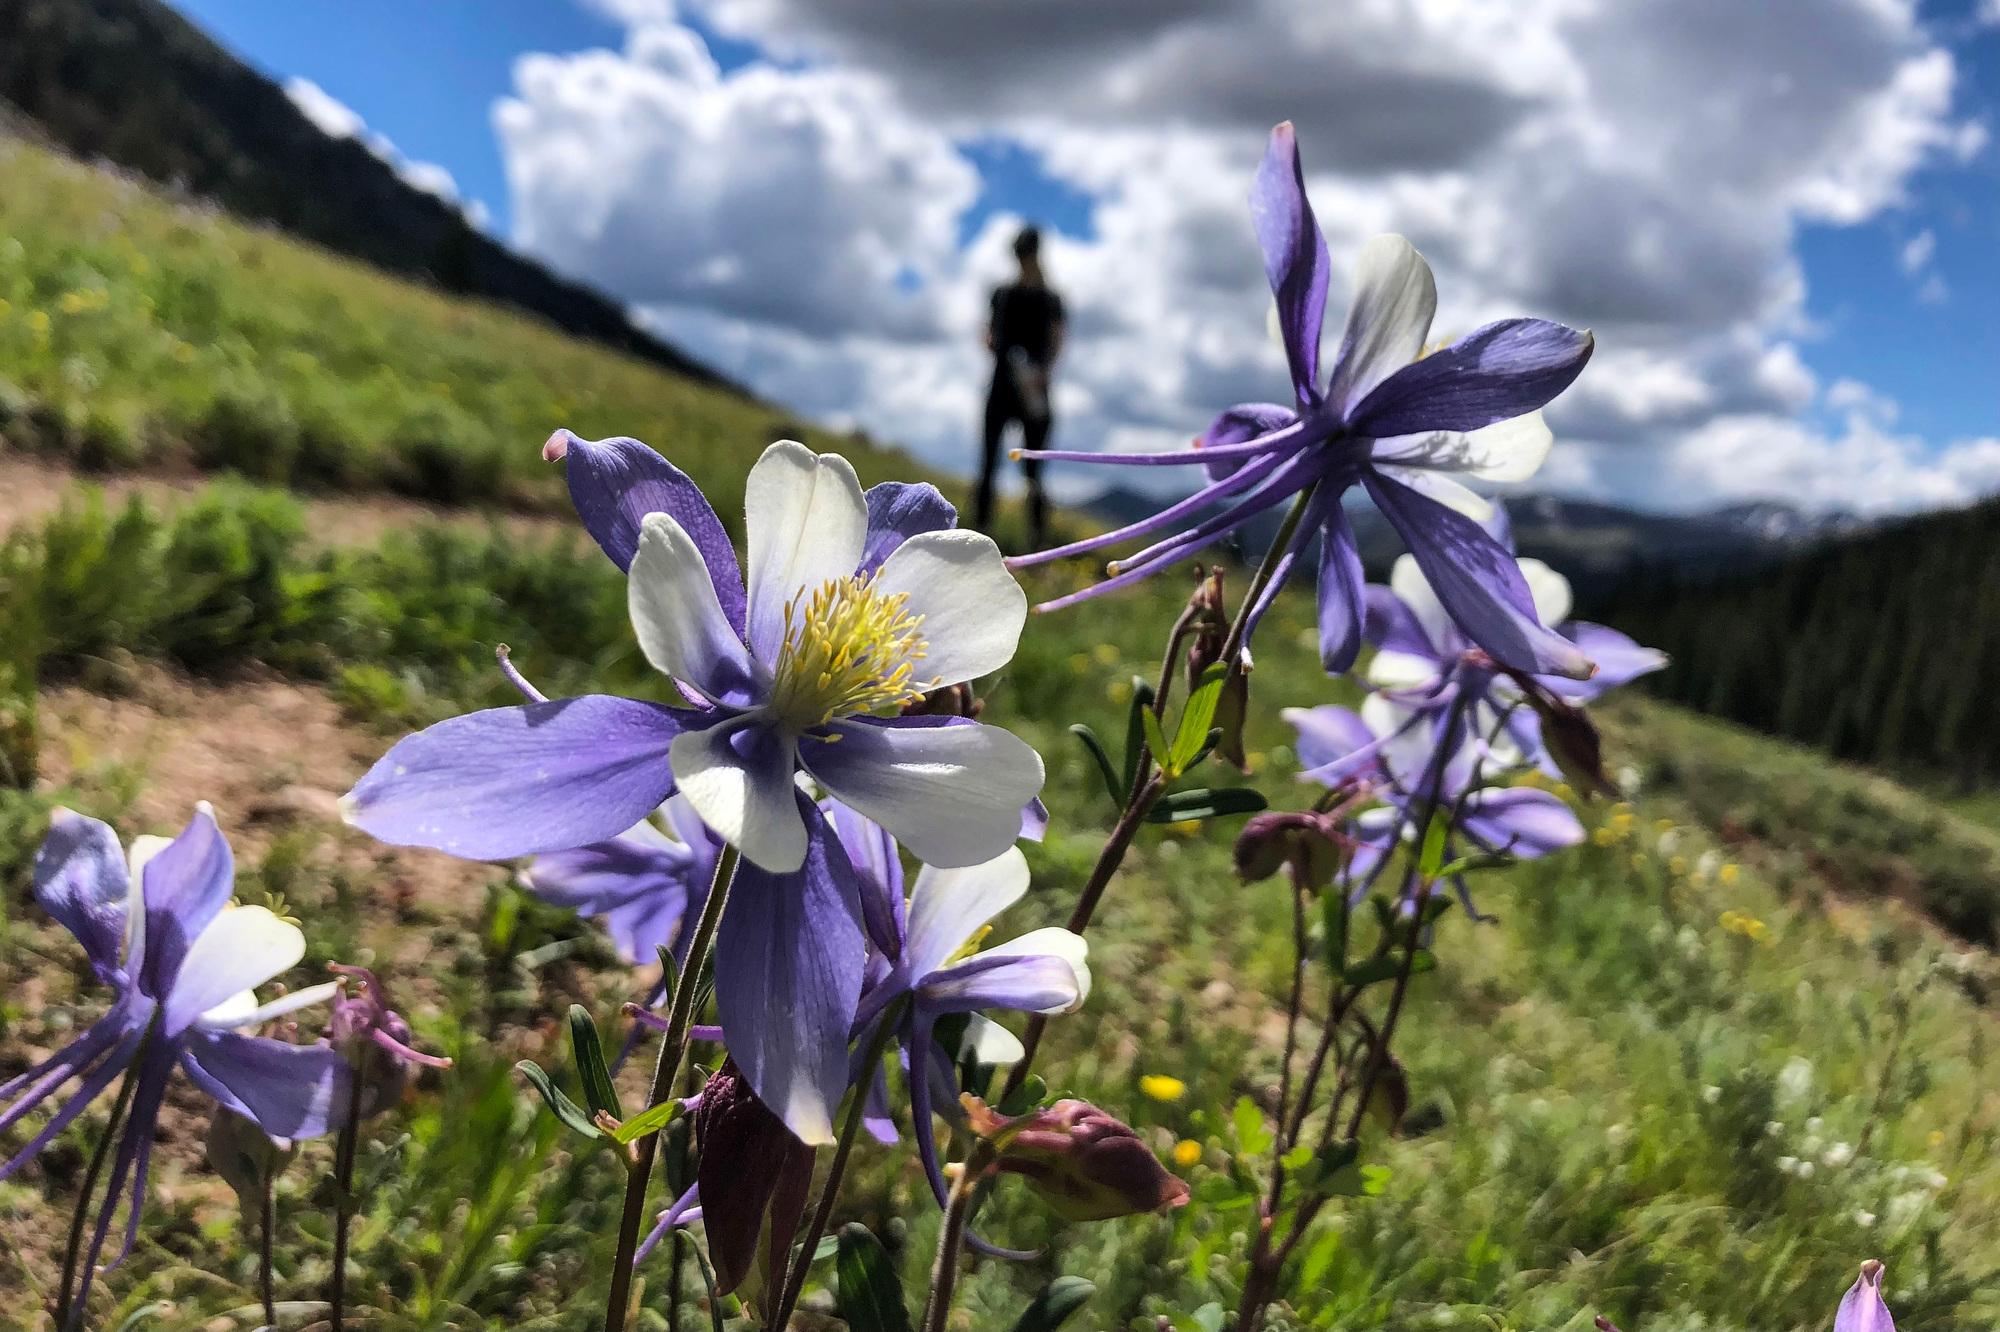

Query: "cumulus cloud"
<box><xmin>284</xmin><ymin>77</ymin><xmax>488</xmax><ymax>228</ymax></box>
<box><xmin>492</xmin><ymin>0</ymin><xmax>1990</xmax><ymax>514</ymax></box>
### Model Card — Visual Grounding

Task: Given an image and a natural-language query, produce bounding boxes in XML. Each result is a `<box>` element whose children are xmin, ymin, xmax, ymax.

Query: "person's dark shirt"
<box><xmin>989</xmin><ymin>282</ymin><xmax>1064</xmax><ymax>367</ymax></box>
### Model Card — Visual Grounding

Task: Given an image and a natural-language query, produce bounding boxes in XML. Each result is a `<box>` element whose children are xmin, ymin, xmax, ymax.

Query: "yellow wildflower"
<box><xmin>1139</xmin><ymin>1074</ymin><xmax>1187</xmax><ymax>1103</ymax></box>
<box><xmin>1172</xmin><ymin>1139</ymin><xmax>1202</xmax><ymax>1168</ymax></box>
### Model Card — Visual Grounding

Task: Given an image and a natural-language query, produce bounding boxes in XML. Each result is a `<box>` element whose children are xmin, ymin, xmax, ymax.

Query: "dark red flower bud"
<box><xmin>1502</xmin><ymin>670</ymin><xmax>1619</xmax><ymax>800</ymax></box>
<box><xmin>1234</xmin><ymin>810</ymin><xmax>1347</xmax><ymax>892</ymax></box>
<box><xmin>696</xmin><ymin>1059</ymin><xmax>817</xmax><ymax>1305</ymax></box>
<box><xmin>965</xmin><ymin>1096</ymin><xmax>1190</xmax><ymax>1222</ymax></box>
<box><xmin>902</xmin><ymin>680</ymin><xmax>982</xmax><ymax>718</ymax></box>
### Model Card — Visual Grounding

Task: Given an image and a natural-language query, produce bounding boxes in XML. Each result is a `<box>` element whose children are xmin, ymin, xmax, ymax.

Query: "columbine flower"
<box><xmin>1364</xmin><ymin>503</ymin><xmax>1665</xmax><ymax>769</ymax></box>
<box><xmin>1284</xmin><ymin>700</ymin><xmax>1582</xmax><ymax>906</ymax></box>
<box><xmin>839</xmin><ymin>813</ymin><xmax>1089</xmax><ymax>1206</ymax></box>
<box><xmin>1009</xmin><ymin>123</ymin><xmax>1594</xmax><ymax>678</ymax></box>
<box><xmin>327</xmin><ymin>964</ymin><xmax>451</xmax><ymax>1115</ymax></box>
<box><xmin>1835</xmin><ymin>1260</ymin><xmax>1897</xmax><ymax>1332</ymax></box>
<box><xmin>2</xmin><ymin>807</ymin><xmax>349</xmax><ymax>1304</ymax></box>
<box><xmin>963</xmin><ymin>1097</ymin><xmax>1190</xmax><ymax>1222</ymax></box>
<box><xmin>343</xmin><ymin>435</ymin><xmax>1046</xmax><ymax>1143</ymax></box>
<box><xmin>518</xmin><ymin>794</ymin><xmax>720</xmax><ymax>968</ymax></box>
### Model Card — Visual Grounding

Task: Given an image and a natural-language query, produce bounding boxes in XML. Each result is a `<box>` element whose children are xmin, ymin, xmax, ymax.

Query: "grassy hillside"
<box><xmin>0</xmin><ymin>0</ymin><xmax>721</xmax><ymax>383</ymax></box>
<box><xmin>2</xmin><ymin>138</ymin><xmax>1998</xmax><ymax>1330</ymax></box>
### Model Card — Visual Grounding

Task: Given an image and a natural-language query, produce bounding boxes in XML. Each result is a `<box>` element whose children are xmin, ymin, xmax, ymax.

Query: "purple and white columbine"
<box><xmin>1010</xmin><ymin>122</ymin><xmax>1595</xmax><ymax>680</ymax></box>
<box><xmin>343</xmin><ymin>435</ymin><xmax>1044</xmax><ymax>1142</ymax></box>
<box><xmin>1364</xmin><ymin>505</ymin><xmax>1666</xmax><ymax>770</ymax></box>
<box><xmin>1284</xmin><ymin>699</ymin><xmax>1582</xmax><ymax>909</ymax></box>
<box><xmin>1835</xmin><ymin>1260</ymin><xmax>1896</xmax><ymax>1332</ymax></box>
<box><xmin>2</xmin><ymin>807</ymin><xmax>350</xmax><ymax>1305</ymax></box>
<box><xmin>837</xmin><ymin>810</ymin><xmax>1090</xmax><ymax>1208</ymax></box>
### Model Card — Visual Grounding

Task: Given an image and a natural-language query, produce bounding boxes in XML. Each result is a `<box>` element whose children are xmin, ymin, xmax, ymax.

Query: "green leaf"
<box><xmin>1435</xmin><ymin>852</ymin><xmax>1513</xmax><ymax>879</ymax></box>
<box><xmin>1279</xmin><ymin>1143</ymin><xmax>1314</xmax><ymax>1171</ymax></box>
<box><xmin>1418</xmin><ymin>811</ymin><xmax>1450</xmax><ymax>880</ymax></box>
<box><xmin>675</xmin><ymin>1230</ymin><xmax>729</xmax><ymax>1332</ymax></box>
<box><xmin>813</xmin><ymin>1234</ymin><xmax>841</xmax><ymax>1263</ymax></box>
<box><xmin>1008</xmin><ymin>1276</ymin><xmax>1097</xmax><ymax>1332</ymax></box>
<box><xmin>997</xmin><ymin>1074</ymin><xmax>1048</xmax><ymax>1117</ymax></box>
<box><xmin>568</xmin><ymin>1005</ymin><xmax>623</xmax><ymax>1119</ymax></box>
<box><xmin>1168</xmin><ymin>663</ymin><xmax>1229</xmax><ymax>773</ymax></box>
<box><xmin>1069</xmin><ymin>723</ymin><xmax>1125</xmax><ymax>804</ymax></box>
<box><xmin>834</xmin><ymin>1223</ymin><xmax>913</xmax><ymax>1332</ymax></box>
<box><xmin>1145</xmin><ymin>787</ymin><xmax>1268</xmax><ymax>824</ymax></box>
<box><xmin>1140</xmin><ymin>704</ymin><xmax>1173</xmax><ymax>778</ymax></box>
<box><xmin>1120</xmin><ymin>678</ymin><xmax>1157</xmax><ymax>796</ymax></box>
<box><xmin>1342</xmin><ymin>951</ymin><xmax>1437</xmax><ymax>988</ymax></box>
<box><xmin>1296</xmin><ymin>1138</ymin><xmax>1363</xmax><ymax>1197</ymax></box>
<box><xmin>611</xmin><ymin>1096</ymin><xmax>685</xmax><ymax>1144</ymax></box>
<box><xmin>1190</xmin><ymin>1302</ymin><xmax>1227</xmax><ymax>1332</ymax></box>
<box><xmin>1231</xmin><ymin>1095</ymin><xmax>1272</xmax><ymax>1156</ymax></box>
<box><xmin>515</xmin><ymin>1060</ymin><xmax>601</xmax><ymax>1139</ymax></box>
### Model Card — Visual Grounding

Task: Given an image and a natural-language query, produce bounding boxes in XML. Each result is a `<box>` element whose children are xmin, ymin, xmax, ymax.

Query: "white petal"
<box><xmin>980</xmin><ymin>927</ymin><xmax>1091</xmax><ymax>1012</ymax></box>
<box><xmin>1326</xmin><ymin>235</ymin><xmax>1437</xmax><ymax>415</ymax></box>
<box><xmin>1517</xmin><ymin>558</ymin><xmax>1572</xmax><ymax>628</ymax></box>
<box><xmin>869</xmin><ymin>530</ymin><xmax>1026</xmax><ymax>688</ymax></box>
<box><xmin>1389</xmin><ymin>555</ymin><xmax>1451</xmax><ymax>652</ymax></box>
<box><xmin>1365</xmin><ymin>649</ymin><xmax>1441</xmax><ymax>692</ymax></box>
<box><xmin>958</xmin><ymin>1014</ymin><xmax>1025</xmax><ymax>1066</ymax></box>
<box><xmin>744</xmin><ymin>441</ymin><xmax>868</xmax><ymax>659</ymax></box>
<box><xmin>803</xmin><ymin>720</ymin><xmax>1043</xmax><ymax>870</ymax></box>
<box><xmin>1369</xmin><ymin>412</ymin><xmax>1553</xmax><ymax>483</ymax></box>
<box><xmin>1360</xmin><ymin>693</ymin><xmax>1431</xmax><ymax>786</ymax></box>
<box><xmin>669</xmin><ymin>715</ymin><xmax>808</xmax><ymax>873</ymax></box>
<box><xmin>629</xmin><ymin>513</ymin><xmax>756</xmax><ymax>696</ymax></box>
<box><xmin>904</xmin><ymin>848</ymin><xmax>1030</xmax><ymax>979</ymax></box>
<box><xmin>163</xmin><ymin>905</ymin><xmax>306</xmax><ymax>1032</ymax></box>
<box><xmin>1374</xmin><ymin>465</ymin><xmax>1492</xmax><ymax>521</ymax></box>
<box><xmin>198</xmin><ymin>980</ymin><xmax>341</xmax><ymax>1032</ymax></box>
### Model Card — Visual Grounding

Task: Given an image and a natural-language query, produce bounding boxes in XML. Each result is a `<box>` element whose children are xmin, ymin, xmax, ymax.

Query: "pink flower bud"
<box><xmin>965</xmin><ymin>1096</ymin><xmax>1190</xmax><ymax>1222</ymax></box>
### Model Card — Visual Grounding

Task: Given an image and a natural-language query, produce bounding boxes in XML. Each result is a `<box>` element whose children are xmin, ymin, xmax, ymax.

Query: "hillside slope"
<box><xmin>0</xmin><ymin>0</ymin><xmax>725</xmax><ymax>385</ymax></box>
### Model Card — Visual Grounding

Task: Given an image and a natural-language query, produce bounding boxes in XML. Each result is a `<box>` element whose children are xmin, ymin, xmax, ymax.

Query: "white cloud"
<box><xmin>1900</xmin><ymin>228</ymin><xmax>1936</xmax><ymax>274</ymax></box>
<box><xmin>493</xmin><ymin>0</ymin><xmax>1993</xmax><ymax>516</ymax></box>
<box><xmin>284</xmin><ymin>77</ymin><xmax>488</xmax><ymax>229</ymax></box>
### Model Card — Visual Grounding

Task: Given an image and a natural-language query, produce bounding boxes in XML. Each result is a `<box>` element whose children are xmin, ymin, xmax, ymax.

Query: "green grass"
<box><xmin>2</xmin><ymin>134</ymin><xmax>1999</xmax><ymax>1331</ymax></box>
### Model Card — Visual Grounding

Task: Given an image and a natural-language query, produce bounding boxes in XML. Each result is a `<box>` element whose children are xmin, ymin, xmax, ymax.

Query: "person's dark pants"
<box><xmin>977</xmin><ymin>378</ymin><xmax>1050</xmax><ymax>550</ymax></box>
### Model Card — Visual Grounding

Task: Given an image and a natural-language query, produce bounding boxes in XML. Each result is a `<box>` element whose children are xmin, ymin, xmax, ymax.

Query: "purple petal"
<box><xmin>1196</xmin><ymin>403</ymin><xmax>1299</xmax><ymax>481</ymax></box>
<box><xmin>1835</xmin><ymin>1262</ymin><xmax>1897</xmax><ymax>1332</ymax></box>
<box><xmin>825</xmin><ymin>800</ymin><xmax>905</xmax><ymax>959</ymax></box>
<box><xmin>0</xmin><ymin>1006</ymin><xmax>149</xmax><ymax>1179</ymax></box>
<box><xmin>860</xmin><ymin>481</ymin><xmax>957</xmax><ymax>575</ymax></box>
<box><xmin>68</xmin><ymin>1050</ymin><xmax>171</xmax><ymax>1308</ymax></box>
<box><xmin>32</xmin><ymin>810</ymin><xmax>130</xmax><ymax>984</ymax></box>
<box><xmin>1348</xmin><ymin>318</ymin><xmax>1593</xmax><ymax>439</ymax></box>
<box><xmin>1020</xmin><ymin>797</ymin><xmax>1049</xmax><ymax>843</ymax></box>
<box><xmin>1234</xmin><ymin>480</ymin><xmax>1326</xmax><ymax>649</ymax></box>
<box><xmin>1546</xmin><ymin>622</ymin><xmax>1666</xmax><ymax>699</ymax></box>
<box><xmin>344</xmin><ymin>696</ymin><xmax>688</xmax><ymax>861</ymax></box>
<box><xmin>1364</xmin><ymin>472</ymin><xmax>1591</xmax><ymax>678</ymax></box>
<box><xmin>1250</xmin><ymin>123</ymin><xmax>1330</xmax><ymax>405</ymax></box>
<box><xmin>713</xmin><ymin>802</ymin><xmax>867</xmax><ymax>1145</ymax></box>
<box><xmin>1363</xmin><ymin>585</ymin><xmax>1440</xmax><ymax>659</ymax></box>
<box><xmin>918</xmin><ymin>953</ymin><xmax>1082</xmax><ymax>1016</ymax></box>
<box><xmin>1284</xmin><ymin>705</ymin><xmax>1374</xmax><ymax>774</ymax></box>
<box><xmin>548</xmin><ymin>430</ymin><xmax>746</xmax><ymax>632</ymax></box>
<box><xmin>1316</xmin><ymin>500</ymin><xmax>1366</xmax><ymax>672</ymax></box>
<box><xmin>524</xmin><ymin>830</ymin><xmax>702</xmax><ymax>965</ymax></box>
<box><xmin>139</xmin><ymin>805</ymin><xmax>235</xmax><ymax>998</ymax></box>
<box><xmin>180</xmin><ymin>1030</ymin><xmax>353</xmax><ymax>1139</ymax></box>
<box><xmin>1458</xmin><ymin>788</ymin><xmax>1584</xmax><ymax>860</ymax></box>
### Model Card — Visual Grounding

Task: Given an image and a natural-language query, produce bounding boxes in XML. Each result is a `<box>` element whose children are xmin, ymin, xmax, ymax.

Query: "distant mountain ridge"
<box><xmin>1082</xmin><ymin>483</ymin><xmax>1866</xmax><ymax>608</ymax></box>
<box><xmin>0</xmin><ymin>0</ymin><xmax>731</xmax><ymax>388</ymax></box>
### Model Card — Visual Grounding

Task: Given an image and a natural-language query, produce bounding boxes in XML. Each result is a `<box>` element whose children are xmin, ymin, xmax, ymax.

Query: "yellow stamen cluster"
<box><xmin>768</xmin><ymin>574</ymin><xmax>933</xmax><ymax>731</ymax></box>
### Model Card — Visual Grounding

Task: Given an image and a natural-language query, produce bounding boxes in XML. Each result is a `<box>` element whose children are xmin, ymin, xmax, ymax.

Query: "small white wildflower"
<box><xmin>1796</xmin><ymin>1160</ymin><xmax>1815</xmax><ymax>1179</ymax></box>
<box><xmin>1764</xmin><ymin>1120</ymin><xmax>1786</xmax><ymax>1136</ymax></box>
<box><xmin>1854</xmin><ymin>1209</ymin><xmax>1877</xmax><ymax>1227</ymax></box>
<box><xmin>1805</xmin><ymin>1116</ymin><xmax>1823</xmax><ymax>1134</ymax></box>
<box><xmin>1776</xmin><ymin>1154</ymin><xmax>1799</xmax><ymax>1173</ymax></box>
<box><xmin>1606</xmin><ymin>1122</ymin><xmax>1630</xmax><ymax>1146</ymax></box>
<box><xmin>1823</xmin><ymin>1141</ymin><xmax>1855</xmax><ymax>1168</ymax></box>
<box><xmin>1616</xmin><ymin>764</ymin><xmax>1642</xmax><ymax>795</ymax></box>
<box><xmin>1777</xmin><ymin>1057</ymin><xmax>1814</xmax><ymax>1106</ymax></box>
<box><xmin>1702</xmin><ymin>1084</ymin><xmax>1722</xmax><ymax>1105</ymax></box>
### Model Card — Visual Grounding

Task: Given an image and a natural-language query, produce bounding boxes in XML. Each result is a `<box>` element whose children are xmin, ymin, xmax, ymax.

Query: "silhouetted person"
<box><xmin>978</xmin><ymin>226</ymin><xmax>1064</xmax><ymax>549</ymax></box>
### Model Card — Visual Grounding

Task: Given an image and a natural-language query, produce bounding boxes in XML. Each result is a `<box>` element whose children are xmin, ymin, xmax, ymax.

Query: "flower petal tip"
<box><xmin>336</xmin><ymin>790</ymin><xmax>363</xmax><ymax>828</ymax></box>
<box><xmin>541</xmin><ymin>429</ymin><xmax>573</xmax><ymax>463</ymax></box>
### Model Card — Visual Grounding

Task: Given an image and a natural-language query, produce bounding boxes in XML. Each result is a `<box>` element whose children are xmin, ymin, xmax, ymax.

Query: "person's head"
<box><xmin>1013</xmin><ymin>225</ymin><xmax>1044</xmax><ymax>282</ymax></box>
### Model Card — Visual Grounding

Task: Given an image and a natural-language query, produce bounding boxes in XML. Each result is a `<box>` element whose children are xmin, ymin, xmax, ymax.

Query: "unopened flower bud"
<box><xmin>696</xmin><ymin>1059</ymin><xmax>816</xmax><ymax>1305</ymax></box>
<box><xmin>1504</xmin><ymin>672</ymin><xmax>1618</xmax><ymax>800</ymax></box>
<box><xmin>964</xmin><ymin>1096</ymin><xmax>1190</xmax><ymax>1222</ymax></box>
<box><xmin>1183</xmin><ymin>568</ymin><xmax>1251</xmax><ymax>771</ymax></box>
<box><xmin>1834</xmin><ymin>1259</ymin><xmax>1897</xmax><ymax>1332</ymax></box>
<box><xmin>1234</xmin><ymin>810</ymin><xmax>1346</xmax><ymax>892</ymax></box>
<box><xmin>329</xmin><ymin>964</ymin><xmax>451</xmax><ymax>1116</ymax></box>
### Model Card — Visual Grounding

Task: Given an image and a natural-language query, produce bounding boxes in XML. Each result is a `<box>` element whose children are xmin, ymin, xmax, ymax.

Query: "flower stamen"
<box><xmin>769</xmin><ymin>575</ymin><xmax>933</xmax><ymax>730</ymax></box>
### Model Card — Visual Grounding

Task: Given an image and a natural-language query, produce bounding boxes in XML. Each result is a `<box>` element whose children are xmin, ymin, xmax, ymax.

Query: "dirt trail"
<box><xmin>0</xmin><ymin>453</ymin><xmax>570</xmax><ymax>546</ymax></box>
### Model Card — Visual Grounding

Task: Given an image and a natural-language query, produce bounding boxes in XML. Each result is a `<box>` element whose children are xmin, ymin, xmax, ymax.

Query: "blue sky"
<box><xmin>168</xmin><ymin>0</ymin><xmax>2000</xmax><ymax>513</ymax></box>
